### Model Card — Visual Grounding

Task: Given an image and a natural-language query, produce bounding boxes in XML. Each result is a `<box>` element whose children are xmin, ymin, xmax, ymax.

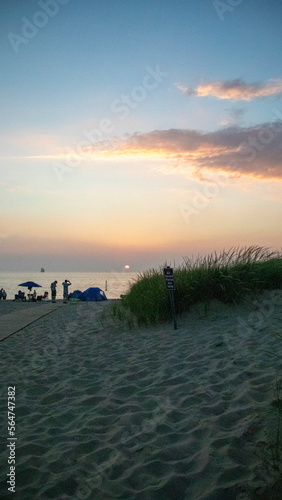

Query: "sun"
<box><xmin>124</xmin><ymin>265</ymin><xmax>130</xmax><ymax>269</ymax></box>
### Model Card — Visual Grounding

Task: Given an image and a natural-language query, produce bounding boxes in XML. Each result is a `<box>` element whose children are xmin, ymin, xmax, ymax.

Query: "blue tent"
<box><xmin>69</xmin><ymin>290</ymin><xmax>83</xmax><ymax>300</ymax></box>
<box><xmin>81</xmin><ymin>287</ymin><xmax>107</xmax><ymax>301</ymax></box>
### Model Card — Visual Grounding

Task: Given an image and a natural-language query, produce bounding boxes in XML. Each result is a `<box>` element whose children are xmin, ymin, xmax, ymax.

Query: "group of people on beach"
<box><xmin>50</xmin><ymin>279</ymin><xmax>72</xmax><ymax>303</ymax></box>
<box><xmin>1</xmin><ymin>281</ymin><xmax>72</xmax><ymax>302</ymax></box>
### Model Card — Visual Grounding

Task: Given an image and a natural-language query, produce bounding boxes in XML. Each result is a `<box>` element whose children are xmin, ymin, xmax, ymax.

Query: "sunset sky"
<box><xmin>1</xmin><ymin>0</ymin><xmax>282</xmax><ymax>271</ymax></box>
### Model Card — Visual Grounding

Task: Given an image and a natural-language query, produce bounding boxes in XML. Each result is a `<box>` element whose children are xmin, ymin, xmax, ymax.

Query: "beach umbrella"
<box><xmin>18</xmin><ymin>281</ymin><xmax>42</xmax><ymax>291</ymax></box>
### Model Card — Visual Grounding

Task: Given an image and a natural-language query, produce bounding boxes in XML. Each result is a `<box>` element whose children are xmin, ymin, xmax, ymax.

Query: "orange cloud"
<box><xmin>10</xmin><ymin>122</ymin><xmax>282</xmax><ymax>181</ymax></box>
<box><xmin>177</xmin><ymin>78</ymin><xmax>282</xmax><ymax>101</ymax></box>
<box><xmin>101</xmin><ymin>123</ymin><xmax>282</xmax><ymax>180</ymax></box>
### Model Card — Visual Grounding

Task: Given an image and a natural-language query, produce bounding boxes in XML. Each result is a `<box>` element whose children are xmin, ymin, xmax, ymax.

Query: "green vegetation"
<box><xmin>113</xmin><ymin>245</ymin><xmax>282</xmax><ymax>495</ymax></box>
<box><xmin>120</xmin><ymin>246</ymin><xmax>282</xmax><ymax>325</ymax></box>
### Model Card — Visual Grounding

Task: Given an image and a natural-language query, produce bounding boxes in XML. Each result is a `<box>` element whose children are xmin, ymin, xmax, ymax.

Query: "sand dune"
<box><xmin>1</xmin><ymin>292</ymin><xmax>282</xmax><ymax>499</ymax></box>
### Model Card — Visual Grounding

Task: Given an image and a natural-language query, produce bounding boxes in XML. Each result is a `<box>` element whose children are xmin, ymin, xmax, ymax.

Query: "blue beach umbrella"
<box><xmin>18</xmin><ymin>281</ymin><xmax>42</xmax><ymax>291</ymax></box>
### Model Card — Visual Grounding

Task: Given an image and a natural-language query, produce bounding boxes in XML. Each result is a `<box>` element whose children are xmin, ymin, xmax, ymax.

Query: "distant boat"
<box><xmin>41</xmin><ymin>268</ymin><xmax>45</xmax><ymax>272</ymax></box>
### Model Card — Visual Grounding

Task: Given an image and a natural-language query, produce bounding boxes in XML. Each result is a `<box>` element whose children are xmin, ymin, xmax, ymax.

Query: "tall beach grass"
<box><xmin>115</xmin><ymin>245</ymin><xmax>282</xmax><ymax>494</ymax></box>
<box><xmin>120</xmin><ymin>246</ymin><xmax>282</xmax><ymax>325</ymax></box>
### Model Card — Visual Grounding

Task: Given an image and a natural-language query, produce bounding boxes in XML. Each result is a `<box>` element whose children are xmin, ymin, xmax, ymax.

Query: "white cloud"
<box><xmin>176</xmin><ymin>78</ymin><xmax>282</xmax><ymax>101</ymax></box>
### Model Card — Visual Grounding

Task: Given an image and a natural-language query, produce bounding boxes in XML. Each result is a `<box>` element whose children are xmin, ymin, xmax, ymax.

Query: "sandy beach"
<box><xmin>1</xmin><ymin>292</ymin><xmax>282</xmax><ymax>499</ymax></box>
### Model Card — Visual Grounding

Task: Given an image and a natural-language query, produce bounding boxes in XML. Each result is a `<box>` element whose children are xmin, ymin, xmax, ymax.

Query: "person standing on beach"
<box><xmin>51</xmin><ymin>280</ymin><xmax>57</xmax><ymax>303</ymax></box>
<box><xmin>62</xmin><ymin>279</ymin><xmax>71</xmax><ymax>303</ymax></box>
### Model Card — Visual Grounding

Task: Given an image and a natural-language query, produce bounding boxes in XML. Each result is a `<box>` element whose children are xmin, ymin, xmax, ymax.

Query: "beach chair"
<box><xmin>15</xmin><ymin>291</ymin><xmax>26</xmax><ymax>301</ymax></box>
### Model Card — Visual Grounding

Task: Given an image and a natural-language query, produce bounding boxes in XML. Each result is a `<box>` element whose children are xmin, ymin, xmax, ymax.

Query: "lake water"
<box><xmin>0</xmin><ymin>271</ymin><xmax>139</xmax><ymax>300</ymax></box>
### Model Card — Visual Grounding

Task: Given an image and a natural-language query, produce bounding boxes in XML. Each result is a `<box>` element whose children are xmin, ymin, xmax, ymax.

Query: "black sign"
<box><xmin>163</xmin><ymin>266</ymin><xmax>177</xmax><ymax>329</ymax></box>
<box><xmin>163</xmin><ymin>266</ymin><xmax>175</xmax><ymax>290</ymax></box>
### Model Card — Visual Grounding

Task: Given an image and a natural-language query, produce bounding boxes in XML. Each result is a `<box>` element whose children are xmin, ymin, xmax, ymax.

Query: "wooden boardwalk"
<box><xmin>0</xmin><ymin>302</ymin><xmax>63</xmax><ymax>341</ymax></box>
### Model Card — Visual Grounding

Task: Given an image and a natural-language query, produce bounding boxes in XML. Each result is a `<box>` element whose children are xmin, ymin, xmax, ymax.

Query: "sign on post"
<box><xmin>163</xmin><ymin>266</ymin><xmax>175</xmax><ymax>290</ymax></box>
<box><xmin>163</xmin><ymin>266</ymin><xmax>177</xmax><ymax>330</ymax></box>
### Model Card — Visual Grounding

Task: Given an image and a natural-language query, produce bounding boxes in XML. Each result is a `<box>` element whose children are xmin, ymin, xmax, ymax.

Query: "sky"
<box><xmin>1</xmin><ymin>0</ymin><xmax>282</xmax><ymax>271</ymax></box>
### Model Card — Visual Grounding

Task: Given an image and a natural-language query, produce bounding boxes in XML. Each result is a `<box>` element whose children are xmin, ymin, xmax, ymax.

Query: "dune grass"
<box><xmin>120</xmin><ymin>246</ymin><xmax>282</xmax><ymax>325</ymax></box>
<box><xmin>115</xmin><ymin>245</ymin><xmax>282</xmax><ymax>492</ymax></box>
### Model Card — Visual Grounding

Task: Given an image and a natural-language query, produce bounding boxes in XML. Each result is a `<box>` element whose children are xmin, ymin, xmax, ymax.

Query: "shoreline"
<box><xmin>0</xmin><ymin>298</ymin><xmax>117</xmax><ymax>316</ymax></box>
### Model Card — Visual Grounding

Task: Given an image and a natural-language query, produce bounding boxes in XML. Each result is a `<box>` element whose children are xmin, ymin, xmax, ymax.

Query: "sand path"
<box><xmin>0</xmin><ymin>293</ymin><xmax>282</xmax><ymax>499</ymax></box>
